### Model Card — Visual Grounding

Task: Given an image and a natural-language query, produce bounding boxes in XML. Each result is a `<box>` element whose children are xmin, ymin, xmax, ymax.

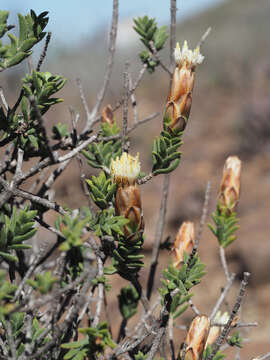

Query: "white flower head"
<box><xmin>213</xmin><ymin>311</ymin><xmax>230</xmax><ymax>325</ymax></box>
<box><xmin>174</xmin><ymin>41</ymin><xmax>204</xmax><ymax>67</ymax></box>
<box><xmin>110</xmin><ymin>152</ymin><xmax>140</xmax><ymax>185</ymax></box>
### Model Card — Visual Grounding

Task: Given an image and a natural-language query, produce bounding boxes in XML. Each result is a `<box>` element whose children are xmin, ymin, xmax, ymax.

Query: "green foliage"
<box><xmin>112</xmin><ymin>234</ymin><xmax>144</xmax><ymax>279</ymax></box>
<box><xmin>0</xmin><ymin>10</ymin><xmax>48</xmax><ymax>71</ymax></box>
<box><xmin>55</xmin><ymin>213</ymin><xmax>91</xmax><ymax>252</ymax></box>
<box><xmin>227</xmin><ymin>331</ymin><xmax>243</xmax><ymax>348</ymax></box>
<box><xmin>135</xmin><ymin>351</ymin><xmax>147</xmax><ymax>360</ymax></box>
<box><xmin>92</xmin><ymin>208</ymin><xmax>129</xmax><ymax>238</ymax></box>
<box><xmin>209</xmin><ymin>208</ymin><xmax>239</xmax><ymax>248</ymax></box>
<box><xmin>52</xmin><ymin>122</ymin><xmax>70</xmax><ymax>140</ymax></box>
<box><xmin>152</xmin><ymin>128</ymin><xmax>183</xmax><ymax>175</ymax></box>
<box><xmin>160</xmin><ymin>253</ymin><xmax>206</xmax><ymax>318</ymax></box>
<box><xmin>118</xmin><ymin>285</ymin><xmax>139</xmax><ymax>320</ymax></box>
<box><xmin>0</xmin><ymin>206</ymin><xmax>36</xmax><ymax>263</ymax></box>
<box><xmin>61</xmin><ymin>322</ymin><xmax>115</xmax><ymax>360</ymax></box>
<box><xmin>27</xmin><ymin>271</ymin><xmax>58</xmax><ymax>294</ymax></box>
<box><xmin>0</xmin><ymin>313</ymin><xmax>49</xmax><ymax>357</ymax></box>
<box><xmin>203</xmin><ymin>345</ymin><xmax>225</xmax><ymax>360</ymax></box>
<box><xmin>82</xmin><ymin>121</ymin><xmax>121</xmax><ymax>170</ymax></box>
<box><xmin>133</xmin><ymin>16</ymin><xmax>168</xmax><ymax>73</ymax></box>
<box><xmin>91</xmin><ymin>275</ymin><xmax>111</xmax><ymax>291</ymax></box>
<box><xmin>0</xmin><ymin>71</ymin><xmax>66</xmax><ymax>154</ymax></box>
<box><xmin>86</xmin><ymin>171</ymin><xmax>117</xmax><ymax>210</ymax></box>
<box><xmin>0</xmin><ymin>11</ymin><xmax>9</xmax><ymax>39</ymax></box>
<box><xmin>101</xmin><ymin>121</ymin><xmax>120</xmax><ymax>137</ymax></box>
<box><xmin>0</xmin><ymin>270</ymin><xmax>17</xmax><ymax>314</ymax></box>
<box><xmin>22</xmin><ymin>71</ymin><xmax>66</xmax><ymax>116</ymax></box>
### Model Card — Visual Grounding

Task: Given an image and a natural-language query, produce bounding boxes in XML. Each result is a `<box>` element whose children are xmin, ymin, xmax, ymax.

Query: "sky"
<box><xmin>3</xmin><ymin>0</ymin><xmax>225</xmax><ymax>46</ymax></box>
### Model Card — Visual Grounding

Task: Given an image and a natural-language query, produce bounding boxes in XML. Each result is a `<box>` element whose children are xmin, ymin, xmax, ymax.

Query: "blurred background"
<box><xmin>1</xmin><ymin>0</ymin><xmax>270</xmax><ymax>357</ymax></box>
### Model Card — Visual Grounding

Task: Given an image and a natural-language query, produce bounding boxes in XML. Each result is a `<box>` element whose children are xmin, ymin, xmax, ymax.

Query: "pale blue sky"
<box><xmin>3</xmin><ymin>0</ymin><xmax>224</xmax><ymax>45</ymax></box>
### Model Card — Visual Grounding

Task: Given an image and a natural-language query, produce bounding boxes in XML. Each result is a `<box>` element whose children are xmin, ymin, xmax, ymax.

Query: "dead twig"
<box><xmin>36</xmin><ymin>32</ymin><xmax>52</xmax><ymax>72</ymax></box>
<box><xmin>206</xmin><ymin>272</ymin><xmax>251</xmax><ymax>360</ymax></box>
<box><xmin>147</xmin><ymin>174</ymin><xmax>170</xmax><ymax>300</ymax></box>
<box><xmin>84</xmin><ymin>0</ymin><xmax>118</xmax><ymax>131</ymax></box>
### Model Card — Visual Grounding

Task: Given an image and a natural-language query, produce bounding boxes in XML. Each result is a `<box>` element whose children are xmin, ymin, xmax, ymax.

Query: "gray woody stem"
<box><xmin>207</xmin><ymin>272</ymin><xmax>250</xmax><ymax>360</ymax></box>
<box><xmin>84</xmin><ymin>0</ymin><xmax>118</xmax><ymax>131</ymax></box>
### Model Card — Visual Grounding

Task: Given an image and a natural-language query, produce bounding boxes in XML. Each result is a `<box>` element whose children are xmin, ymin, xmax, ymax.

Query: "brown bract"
<box><xmin>185</xmin><ymin>315</ymin><xmax>211</xmax><ymax>360</ymax></box>
<box><xmin>101</xmin><ymin>104</ymin><xmax>114</xmax><ymax>125</ymax></box>
<box><xmin>115</xmin><ymin>184</ymin><xmax>144</xmax><ymax>240</ymax></box>
<box><xmin>218</xmin><ymin>156</ymin><xmax>242</xmax><ymax>213</ymax></box>
<box><xmin>173</xmin><ymin>221</ymin><xmax>195</xmax><ymax>268</ymax></box>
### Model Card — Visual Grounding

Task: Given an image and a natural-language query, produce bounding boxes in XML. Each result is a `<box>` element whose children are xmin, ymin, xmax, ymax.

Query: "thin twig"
<box><xmin>147</xmin><ymin>174</ymin><xmax>170</xmax><ymax>300</ymax></box>
<box><xmin>0</xmin><ymin>86</ymin><xmax>9</xmax><ymax>111</ymax></box>
<box><xmin>189</xmin><ymin>299</ymin><xmax>200</xmax><ymax>315</ymax></box>
<box><xmin>196</xmin><ymin>181</ymin><xmax>211</xmax><ymax>247</ymax></box>
<box><xmin>210</xmin><ymin>273</ymin><xmax>236</xmax><ymax>320</ymax></box>
<box><xmin>170</xmin><ymin>0</ymin><xmax>177</xmax><ymax>69</ymax></box>
<box><xmin>14</xmin><ymin>255</ymin><xmax>41</xmax><ymax>301</ymax></box>
<box><xmin>256</xmin><ymin>352</ymin><xmax>270</xmax><ymax>360</ymax></box>
<box><xmin>169</xmin><ymin>317</ymin><xmax>176</xmax><ymax>360</ymax></box>
<box><xmin>128</xmin><ymin>72</ymin><xmax>138</xmax><ymax>124</ymax></box>
<box><xmin>36</xmin><ymin>32</ymin><xmax>51</xmax><ymax>71</ymax></box>
<box><xmin>147</xmin><ymin>327</ymin><xmax>166</xmax><ymax>360</ymax></box>
<box><xmin>76</xmin><ymin>78</ymin><xmax>91</xmax><ymax>123</ymax></box>
<box><xmin>14</xmin><ymin>148</ymin><xmax>24</xmax><ymax>181</ymax></box>
<box><xmin>92</xmin><ymin>256</ymin><xmax>104</xmax><ymax>327</ymax></box>
<box><xmin>6</xmin><ymin>318</ymin><xmax>17</xmax><ymax>359</ymax></box>
<box><xmin>29</xmin><ymin>96</ymin><xmax>55</xmax><ymax>162</ymax></box>
<box><xmin>206</xmin><ymin>272</ymin><xmax>250</xmax><ymax>360</ymax></box>
<box><xmin>37</xmin><ymin>159</ymin><xmax>70</xmax><ymax>198</ymax></box>
<box><xmin>149</xmin><ymin>41</ymin><xmax>172</xmax><ymax>75</ymax></box>
<box><xmin>219</xmin><ymin>246</ymin><xmax>230</xmax><ymax>282</ymax></box>
<box><xmin>122</xmin><ymin>62</ymin><xmax>129</xmax><ymax>152</ymax></box>
<box><xmin>84</xmin><ymin>0</ymin><xmax>118</xmax><ymax>131</ymax></box>
<box><xmin>196</xmin><ymin>27</ymin><xmax>212</xmax><ymax>49</ymax></box>
<box><xmin>110</xmin><ymin>65</ymin><xmax>147</xmax><ymax>116</ymax></box>
<box><xmin>235</xmin><ymin>306</ymin><xmax>242</xmax><ymax>360</ymax></box>
<box><xmin>138</xmin><ymin>172</ymin><xmax>153</xmax><ymax>185</ymax></box>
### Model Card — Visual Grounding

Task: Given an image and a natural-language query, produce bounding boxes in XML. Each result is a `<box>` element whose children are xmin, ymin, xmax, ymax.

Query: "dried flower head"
<box><xmin>185</xmin><ymin>315</ymin><xmax>210</xmax><ymax>360</ymax></box>
<box><xmin>218</xmin><ymin>156</ymin><xmax>241</xmax><ymax>213</ymax></box>
<box><xmin>206</xmin><ymin>311</ymin><xmax>229</xmax><ymax>347</ymax></box>
<box><xmin>173</xmin><ymin>221</ymin><xmax>195</xmax><ymax>268</ymax></box>
<box><xmin>110</xmin><ymin>152</ymin><xmax>140</xmax><ymax>186</ymax></box>
<box><xmin>174</xmin><ymin>41</ymin><xmax>204</xmax><ymax>68</ymax></box>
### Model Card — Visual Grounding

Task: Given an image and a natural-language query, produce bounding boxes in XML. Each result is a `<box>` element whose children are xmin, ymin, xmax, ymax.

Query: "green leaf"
<box><xmin>6</xmin><ymin>51</ymin><xmax>27</xmax><ymax>67</ymax></box>
<box><xmin>28</xmin><ymin>134</ymin><xmax>39</xmax><ymax>149</ymax></box>
<box><xmin>0</xmin><ymin>251</ymin><xmax>18</xmax><ymax>262</ymax></box>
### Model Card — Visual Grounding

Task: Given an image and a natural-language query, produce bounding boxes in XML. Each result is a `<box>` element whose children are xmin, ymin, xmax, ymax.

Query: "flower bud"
<box><xmin>205</xmin><ymin>311</ymin><xmax>229</xmax><ymax>347</ymax></box>
<box><xmin>164</xmin><ymin>41</ymin><xmax>204</xmax><ymax>133</ymax></box>
<box><xmin>218</xmin><ymin>156</ymin><xmax>241</xmax><ymax>214</ymax></box>
<box><xmin>185</xmin><ymin>315</ymin><xmax>210</xmax><ymax>360</ymax></box>
<box><xmin>111</xmin><ymin>153</ymin><xmax>144</xmax><ymax>240</ymax></box>
<box><xmin>173</xmin><ymin>221</ymin><xmax>195</xmax><ymax>268</ymax></box>
<box><xmin>101</xmin><ymin>104</ymin><xmax>114</xmax><ymax>126</ymax></box>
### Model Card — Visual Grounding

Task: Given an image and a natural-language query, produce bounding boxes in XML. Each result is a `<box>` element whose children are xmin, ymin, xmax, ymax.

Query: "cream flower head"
<box><xmin>110</xmin><ymin>152</ymin><xmax>140</xmax><ymax>185</ymax></box>
<box><xmin>174</xmin><ymin>40</ymin><xmax>204</xmax><ymax>67</ymax></box>
<box><xmin>213</xmin><ymin>311</ymin><xmax>229</xmax><ymax>325</ymax></box>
